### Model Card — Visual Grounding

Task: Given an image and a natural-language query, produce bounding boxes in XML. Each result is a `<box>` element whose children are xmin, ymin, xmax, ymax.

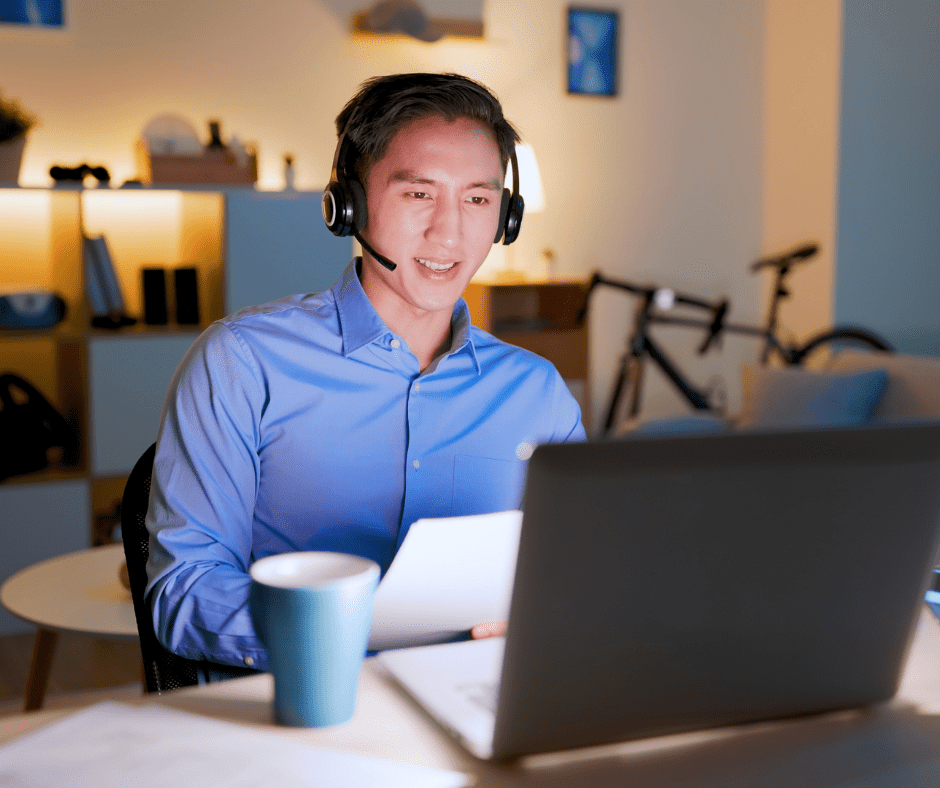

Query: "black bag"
<box><xmin>0</xmin><ymin>373</ymin><xmax>75</xmax><ymax>481</ymax></box>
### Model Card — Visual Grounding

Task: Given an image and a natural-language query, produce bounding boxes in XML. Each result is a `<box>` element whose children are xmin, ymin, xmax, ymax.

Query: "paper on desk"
<box><xmin>0</xmin><ymin>701</ymin><xmax>470</xmax><ymax>788</ymax></box>
<box><xmin>368</xmin><ymin>510</ymin><xmax>523</xmax><ymax>651</ymax></box>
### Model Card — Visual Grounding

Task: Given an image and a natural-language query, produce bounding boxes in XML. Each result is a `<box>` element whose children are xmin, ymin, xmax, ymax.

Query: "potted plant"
<box><xmin>0</xmin><ymin>91</ymin><xmax>37</xmax><ymax>184</ymax></box>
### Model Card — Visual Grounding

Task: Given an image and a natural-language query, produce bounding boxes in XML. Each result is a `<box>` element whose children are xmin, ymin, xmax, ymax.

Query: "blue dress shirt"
<box><xmin>146</xmin><ymin>260</ymin><xmax>585</xmax><ymax>670</ymax></box>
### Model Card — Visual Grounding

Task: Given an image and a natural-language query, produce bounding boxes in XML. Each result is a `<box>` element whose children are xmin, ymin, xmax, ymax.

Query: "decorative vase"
<box><xmin>0</xmin><ymin>134</ymin><xmax>27</xmax><ymax>185</ymax></box>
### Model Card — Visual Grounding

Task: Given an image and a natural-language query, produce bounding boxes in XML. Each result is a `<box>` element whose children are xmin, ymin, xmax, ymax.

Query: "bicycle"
<box><xmin>577</xmin><ymin>242</ymin><xmax>894</xmax><ymax>435</ymax></box>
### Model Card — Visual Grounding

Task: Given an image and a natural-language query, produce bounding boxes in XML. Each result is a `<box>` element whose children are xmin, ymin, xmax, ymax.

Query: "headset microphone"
<box><xmin>354</xmin><ymin>231</ymin><xmax>398</xmax><ymax>272</ymax></box>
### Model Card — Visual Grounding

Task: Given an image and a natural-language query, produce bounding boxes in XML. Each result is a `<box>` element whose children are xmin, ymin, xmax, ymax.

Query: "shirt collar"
<box><xmin>333</xmin><ymin>259</ymin><xmax>391</xmax><ymax>356</ymax></box>
<box><xmin>450</xmin><ymin>298</ymin><xmax>481</xmax><ymax>375</ymax></box>
<box><xmin>333</xmin><ymin>258</ymin><xmax>481</xmax><ymax>374</ymax></box>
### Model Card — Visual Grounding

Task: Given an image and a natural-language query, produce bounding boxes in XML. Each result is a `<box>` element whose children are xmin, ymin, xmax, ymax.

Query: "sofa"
<box><xmin>741</xmin><ymin>350</ymin><xmax>940</xmax><ymax>429</ymax></box>
<box><xmin>629</xmin><ymin>349</ymin><xmax>940</xmax><ymax>435</ymax></box>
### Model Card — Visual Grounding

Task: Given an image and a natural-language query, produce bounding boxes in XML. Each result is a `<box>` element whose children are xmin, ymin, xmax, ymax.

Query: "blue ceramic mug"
<box><xmin>926</xmin><ymin>567</ymin><xmax>940</xmax><ymax>622</ymax></box>
<box><xmin>249</xmin><ymin>551</ymin><xmax>380</xmax><ymax>727</ymax></box>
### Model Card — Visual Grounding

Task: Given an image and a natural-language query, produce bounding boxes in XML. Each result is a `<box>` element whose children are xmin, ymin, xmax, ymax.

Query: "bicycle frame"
<box><xmin>697</xmin><ymin>314</ymin><xmax>795</xmax><ymax>364</ymax></box>
<box><xmin>593</xmin><ymin>282</ymin><xmax>720</xmax><ymax>432</ymax></box>
<box><xmin>608</xmin><ymin>300</ymin><xmax>804</xmax><ymax>430</ymax></box>
<box><xmin>609</xmin><ymin>329</ymin><xmax>713</xmax><ymax>432</ymax></box>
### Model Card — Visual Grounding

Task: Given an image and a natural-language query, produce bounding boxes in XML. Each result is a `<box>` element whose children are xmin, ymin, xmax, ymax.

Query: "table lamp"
<box><xmin>496</xmin><ymin>143</ymin><xmax>545</xmax><ymax>282</ymax></box>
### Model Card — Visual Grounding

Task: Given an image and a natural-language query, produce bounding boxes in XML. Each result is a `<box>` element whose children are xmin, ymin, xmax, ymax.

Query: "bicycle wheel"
<box><xmin>789</xmin><ymin>327</ymin><xmax>894</xmax><ymax>368</ymax></box>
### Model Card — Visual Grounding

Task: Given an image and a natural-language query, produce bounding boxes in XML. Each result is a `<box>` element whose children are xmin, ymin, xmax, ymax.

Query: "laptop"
<box><xmin>378</xmin><ymin>422</ymin><xmax>940</xmax><ymax>761</ymax></box>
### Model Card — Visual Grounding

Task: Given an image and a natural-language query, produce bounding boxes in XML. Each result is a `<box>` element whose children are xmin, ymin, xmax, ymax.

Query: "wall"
<box><xmin>836</xmin><ymin>0</ymin><xmax>940</xmax><ymax>356</ymax></box>
<box><xmin>1</xmin><ymin>0</ymin><xmax>768</xmax><ymax>426</ymax></box>
<box><xmin>762</xmin><ymin>0</ymin><xmax>842</xmax><ymax>341</ymax></box>
<box><xmin>523</xmin><ymin>1</ymin><xmax>765</xmax><ymax>424</ymax></box>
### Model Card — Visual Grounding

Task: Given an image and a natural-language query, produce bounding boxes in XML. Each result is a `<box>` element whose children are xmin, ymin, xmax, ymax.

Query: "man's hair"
<box><xmin>335</xmin><ymin>72</ymin><xmax>520</xmax><ymax>181</ymax></box>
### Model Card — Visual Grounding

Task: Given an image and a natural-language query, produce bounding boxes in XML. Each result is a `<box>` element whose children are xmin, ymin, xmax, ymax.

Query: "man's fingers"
<box><xmin>471</xmin><ymin>621</ymin><xmax>507</xmax><ymax>639</ymax></box>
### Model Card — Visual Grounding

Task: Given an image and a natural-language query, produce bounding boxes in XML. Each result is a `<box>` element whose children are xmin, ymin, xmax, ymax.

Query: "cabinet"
<box><xmin>463</xmin><ymin>280</ymin><xmax>590</xmax><ymax>431</ymax></box>
<box><xmin>0</xmin><ymin>187</ymin><xmax>350</xmax><ymax>633</ymax></box>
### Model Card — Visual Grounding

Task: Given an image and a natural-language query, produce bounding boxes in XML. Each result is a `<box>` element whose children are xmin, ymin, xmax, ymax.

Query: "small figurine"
<box><xmin>284</xmin><ymin>154</ymin><xmax>295</xmax><ymax>191</ymax></box>
<box><xmin>207</xmin><ymin>120</ymin><xmax>225</xmax><ymax>149</ymax></box>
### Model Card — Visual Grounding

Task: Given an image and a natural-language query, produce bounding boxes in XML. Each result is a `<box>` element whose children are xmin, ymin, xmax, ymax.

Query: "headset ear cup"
<box><xmin>348</xmin><ymin>177</ymin><xmax>368</xmax><ymax>233</ymax></box>
<box><xmin>323</xmin><ymin>180</ymin><xmax>354</xmax><ymax>237</ymax></box>
<box><xmin>494</xmin><ymin>188</ymin><xmax>511</xmax><ymax>244</ymax></box>
<box><xmin>502</xmin><ymin>193</ymin><xmax>525</xmax><ymax>246</ymax></box>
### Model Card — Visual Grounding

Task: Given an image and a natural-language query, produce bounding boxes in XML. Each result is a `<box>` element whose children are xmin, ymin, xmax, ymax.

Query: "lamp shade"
<box><xmin>508</xmin><ymin>143</ymin><xmax>545</xmax><ymax>214</ymax></box>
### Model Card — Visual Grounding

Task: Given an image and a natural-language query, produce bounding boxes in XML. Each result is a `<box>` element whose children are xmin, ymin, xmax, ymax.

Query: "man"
<box><xmin>146</xmin><ymin>73</ymin><xmax>585</xmax><ymax>674</ymax></box>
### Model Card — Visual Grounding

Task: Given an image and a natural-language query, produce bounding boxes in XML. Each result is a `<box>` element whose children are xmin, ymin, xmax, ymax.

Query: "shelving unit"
<box><xmin>463</xmin><ymin>280</ymin><xmax>591</xmax><ymax>431</ymax></box>
<box><xmin>0</xmin><ymin>186</ymin><xmax>351</xmax><ymax>633</ymax></box>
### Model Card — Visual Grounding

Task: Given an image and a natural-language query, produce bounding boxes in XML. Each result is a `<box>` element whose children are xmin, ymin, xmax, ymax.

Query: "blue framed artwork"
<box><xmin>567</xmin><ymin>7</ymin><xmax>619</xmax><ymax>97</ymax></box>
<box><xmin>0</xmin><ymin>0</ymin><xmax>64</xmax><ymax>27</ymax></box>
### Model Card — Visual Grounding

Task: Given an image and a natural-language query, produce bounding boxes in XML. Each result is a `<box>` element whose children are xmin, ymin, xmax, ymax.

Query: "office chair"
<box><xmin>121</xmin><ymin>442</ymin><xmax>258</xmax><ymax>692</ymax></box>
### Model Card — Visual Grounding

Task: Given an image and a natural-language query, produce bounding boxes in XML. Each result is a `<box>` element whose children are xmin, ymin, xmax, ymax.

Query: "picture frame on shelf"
<box><xmin>566</xmin><ymin>6</ymin><xmax>619</xmax><ymax>98</ymax></box>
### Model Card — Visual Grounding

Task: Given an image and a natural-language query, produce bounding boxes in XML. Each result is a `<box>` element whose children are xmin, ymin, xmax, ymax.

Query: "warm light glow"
<box><xmin>80</xmin><ymin>190</ymin><xmax>225</xmax><ymax>319</ymax></box>
<box><xmin>0</xmin><ymin>189</ymin><xmax>54</xmax><ymax>287</ymax></box>
<box><xmin>82</xmin><ymin>191</ymin><xmax>185</xmax><ymax>262</ymax></box>
<box><xmin>507</xmin><ymin>143</ymin><xmax>545</xmax><ymax>214</ymax></box>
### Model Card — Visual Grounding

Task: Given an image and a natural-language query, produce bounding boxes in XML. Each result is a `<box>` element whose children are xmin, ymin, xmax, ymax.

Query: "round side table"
<box><xmin>0</xmin><ymin>543</ymin><xmax>140</xmax><ymax>710</ymax></box>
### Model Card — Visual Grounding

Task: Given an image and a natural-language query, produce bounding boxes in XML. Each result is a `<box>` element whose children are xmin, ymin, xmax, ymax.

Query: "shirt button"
<box><xmin>390</xmin><ymin>338</ymin><xmax>401</xmax><ymax>349</ymax></box>
<box><xmin>414</xmin><ymin>382</ymin><xmax>421</xmax><ymax>392</ymax></box>
<box><xmin>243</xmin><ymin>656</ymin><xmax>255</xmax><ymax>667</ymax></box>
<box><xmin>412</xmin><ymin>459</ymin><xmax>420</xmax><ymax>469</ymax></box>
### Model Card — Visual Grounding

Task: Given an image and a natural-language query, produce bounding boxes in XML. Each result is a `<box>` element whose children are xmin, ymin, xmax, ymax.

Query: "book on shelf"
<box><xmin>87</xmin><ymin>234</ymin><xmax>125</xmax><ymax>312</ymax></box>
<box><xmin>83</xmin><ymin>233</ymin><xmax>137</xmax><ymax>328</ymax></box>
<box><xmin>82</xmin><ymin>235</ymin><xmax>109</xmax><ymax>317</ymax></box>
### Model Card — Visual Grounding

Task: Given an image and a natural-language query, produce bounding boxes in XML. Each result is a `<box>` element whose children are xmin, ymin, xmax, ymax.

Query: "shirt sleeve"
<box><xmin>549</xmin><ymin>366</ymin><xmax>588</xmax><ymax>444</ymax></box>
<box><xmin>145</xmin><ymin>323</ymin><xmax>270</xmax><ymax>671</ymax></box>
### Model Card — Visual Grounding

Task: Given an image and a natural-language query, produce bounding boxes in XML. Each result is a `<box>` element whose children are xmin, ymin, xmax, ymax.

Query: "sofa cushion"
<box><xmin>626</xmin><ymin>413</ymin><xmax>730</xmax><ymax>436</ymax></box>
<box><xmin>737</xmin><ymin>364</ymin><xmax>888</xmax><ymax>429</ymax></box>
<box><xmin>826</xmin><ymin>350</ymin><xmax>940</xmax><ymax>422</ymax></box>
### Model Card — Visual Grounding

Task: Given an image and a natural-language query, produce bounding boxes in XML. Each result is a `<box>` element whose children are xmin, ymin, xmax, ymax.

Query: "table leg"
<box><xmin>24</xmin><ymin>627</ymin><xmax>58</xmax><ymax>711</ymax></box>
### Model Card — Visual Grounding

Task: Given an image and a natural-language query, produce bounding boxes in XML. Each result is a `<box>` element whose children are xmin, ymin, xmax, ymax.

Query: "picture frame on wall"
<box><xmin>0</xmin><ymin>0</ymin><xmax>64</xmax><ymax>27</ymax></box>
<box><xmin>567</xmin><ymin>6</ymin><xmax>619</xmax><ymax>97</ymax></box>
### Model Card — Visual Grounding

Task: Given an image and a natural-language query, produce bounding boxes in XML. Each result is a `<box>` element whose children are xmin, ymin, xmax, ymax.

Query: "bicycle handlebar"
<box><xmin>578</xmin><ymin>272</ymin><xmax>716</xmax><ymax>314</ymax></box>
<box><xmin>576</xmin><ymin>272</ymin><xmax>730</xmax><ymax>355</ymax></box>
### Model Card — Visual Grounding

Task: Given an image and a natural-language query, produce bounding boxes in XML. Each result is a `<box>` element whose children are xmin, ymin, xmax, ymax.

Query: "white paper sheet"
<box><xmin>368</xmin><ymin>510</ymin><xmax>523</xmax><ymax>651</ymax></box>
<box><xmin>0</xmin><ymin>701</ymin><xmax>470</xmax><ymax>788</ymax></box>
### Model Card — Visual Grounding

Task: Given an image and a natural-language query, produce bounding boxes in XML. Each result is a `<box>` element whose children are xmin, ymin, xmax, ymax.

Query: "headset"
<box><xmin>322</xmin><ymin>130</ymin><xmax>525</xmax><ymax>271</ymax></box>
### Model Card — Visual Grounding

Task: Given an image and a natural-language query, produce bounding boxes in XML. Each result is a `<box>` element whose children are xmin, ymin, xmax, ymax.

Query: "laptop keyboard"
<box><xmin>456</xmin><ymin>680</ymin><xmax>499</xmax><ymax>713</ymax></box>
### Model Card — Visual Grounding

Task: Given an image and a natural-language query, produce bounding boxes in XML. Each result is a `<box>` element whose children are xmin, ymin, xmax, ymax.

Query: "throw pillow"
<box><xmin>737</xmin><ymin>364</ymin><xmax>888</xmax><ymax>430</ymax></box>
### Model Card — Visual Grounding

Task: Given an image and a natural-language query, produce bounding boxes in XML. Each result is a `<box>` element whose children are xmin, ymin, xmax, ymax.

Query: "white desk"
<box><xmin>0</xmin><ymin>544</ymin><xmax>139</xmax><ymax>710</ymax></box>
<box><xmin>2</xmin><ymin>608</ymin><xmax>940</xmax><ymax>786</ymax></box>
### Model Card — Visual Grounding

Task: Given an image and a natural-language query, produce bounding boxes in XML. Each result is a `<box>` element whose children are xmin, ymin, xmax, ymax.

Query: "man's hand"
<box><xmin>471</xmin><ymin>621</ymin><xmax>507</xmax><ymax>639</ymax></box>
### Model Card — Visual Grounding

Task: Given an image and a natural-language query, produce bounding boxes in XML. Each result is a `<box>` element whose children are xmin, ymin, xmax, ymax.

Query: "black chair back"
<box><xmin>121</xmin><ymin>443</ymin><xmax>258</xmax><ymax>691</ymax></box>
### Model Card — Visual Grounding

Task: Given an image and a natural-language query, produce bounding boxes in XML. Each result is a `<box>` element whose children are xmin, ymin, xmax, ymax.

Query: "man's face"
<box><xmin>359</xmin><ymin>114</ymin><xmax>504</xmax><ymax>318</ymax></box>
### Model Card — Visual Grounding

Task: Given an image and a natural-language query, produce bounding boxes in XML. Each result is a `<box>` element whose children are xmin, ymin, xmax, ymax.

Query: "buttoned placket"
<box><xmin>381</xmin><ymin>332</ymin><xmax>425</xmax><ymax>474</ymax></box>
<box><xmin>396</xmin><ymin>375</ymin><xmax>428</xmax><ymax>549</ymax></box>
<box><xmin>406</xmin><ymin>373</ymin><xmax>424</xmax><ymax>473</ymax></box>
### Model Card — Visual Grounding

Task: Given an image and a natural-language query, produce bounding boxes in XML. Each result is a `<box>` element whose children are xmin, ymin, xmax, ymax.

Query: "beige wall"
<box><xmin>763</xmin><ymin>0</ymin><xmax>842</xmax><ymax>341</ymax></box>
<box><xmin>1</xmin><ymin>0</ymin><xmax>825</xmax><ymax>427</ymax></box>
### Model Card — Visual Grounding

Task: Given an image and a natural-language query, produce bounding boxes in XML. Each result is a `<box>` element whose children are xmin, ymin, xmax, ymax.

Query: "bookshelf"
<box><xmin>0</xmin><ymin>187</ymin><xmax>350</xmax><ymax>634</ymax></box>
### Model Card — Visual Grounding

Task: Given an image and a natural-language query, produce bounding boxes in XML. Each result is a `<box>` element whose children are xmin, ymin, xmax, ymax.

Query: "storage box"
<box><xmin>136</xmin><ymin>140</ymin><xmax>257</xmax><ymax>185</ymax></box>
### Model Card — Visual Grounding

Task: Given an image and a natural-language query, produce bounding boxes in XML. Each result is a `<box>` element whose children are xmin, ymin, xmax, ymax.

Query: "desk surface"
<box><xmin>2</xmin><ymin>608</ymin><xmax>940</xmax><ymax>786</ymax></box>
<box><xmin>0</xmin><ymin>544</ymin><xmax>137</xmax><ymax>641</ymax></box>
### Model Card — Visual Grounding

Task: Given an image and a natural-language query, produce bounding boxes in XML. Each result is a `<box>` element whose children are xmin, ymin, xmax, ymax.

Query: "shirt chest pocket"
<box><xmin>452</xmin><ymin>454</ymin><xmax>526</xmax><ymax>516</ymax></box>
